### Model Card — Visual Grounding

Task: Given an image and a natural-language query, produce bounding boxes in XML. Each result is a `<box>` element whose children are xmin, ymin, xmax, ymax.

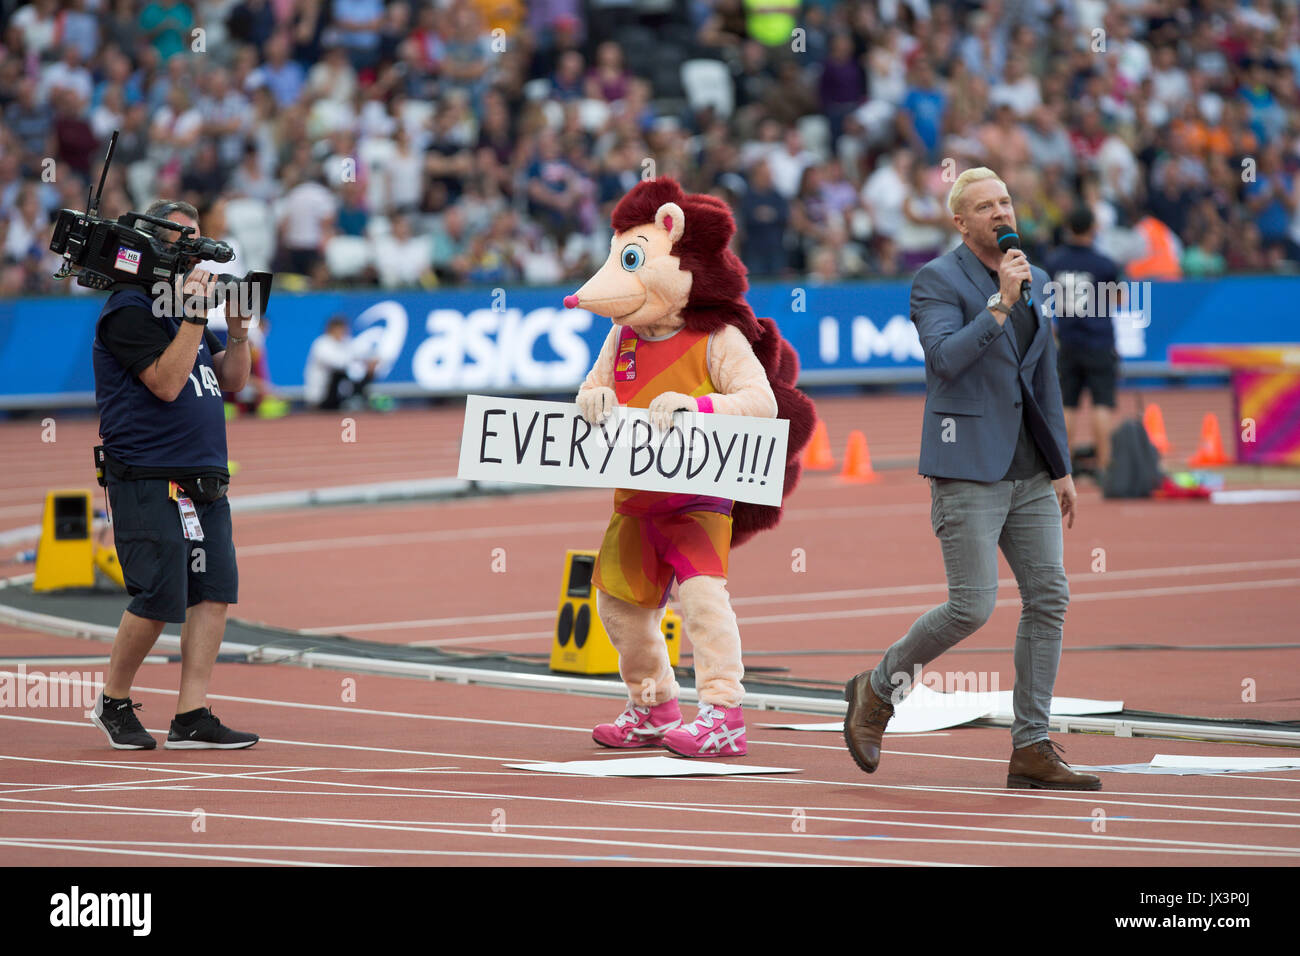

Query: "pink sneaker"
<box><xmin>662</xmin><ymin>703</ymin><xmax>747</xmax><ymax>757</ymax></box>
<box><xmin>592</xmin><ymin>699</ymin><xmax>683</xmax><ymax>749</ymax></box>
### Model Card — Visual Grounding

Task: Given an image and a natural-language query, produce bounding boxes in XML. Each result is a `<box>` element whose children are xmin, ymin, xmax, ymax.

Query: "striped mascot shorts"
<box><xmin>592</xmin><ymin>509</ymin><xmax>732</xmax><ymax>609</ymax></box>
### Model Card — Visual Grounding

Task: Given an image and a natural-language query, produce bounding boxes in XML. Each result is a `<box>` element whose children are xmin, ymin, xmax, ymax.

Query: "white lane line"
<box><xmin>0</xmin><ymin>674</ymin><xmax>596</xmax><ymax>736</ymax></box>
<box><xmin>733</xmin><ymin>577</ymin><xmax>1300</xmax><ymax>627</ymax></box>
<box><xmin>8</xmin><ymin>803</ymin><xmax>1292</xmax><ymax>831</ymax></box>
<box><xmin>0</xmin><ymin>796</ymin><xmax>967</xmax><ymax>866</ymax></box>
<box><xmin>11</xmin><ymin>759</ymin><xmax>1296</xmax><ymax>819</ymax></box>
<box><xmin>0</xmin><ymin>839</ymin><xmax>345</xmax><ymax>866</ymax></box>
<box><xmin>302</xmin><ymin>609</ymin><xmax>555</xmax><ymax>635</ymax></box>
<box><xmin>236</xmin><ymin>520</ymin><xmax>608</xmax><ymax>557</ymax></box>
<box><xmin>232</xmin><ymin>500</ymin><xmax>946</xmax><ymax>562</ymax></box>
<box><xmin>301</xmin><ymin>557</ymin><xmax>1300</xmax><ymax>634</ymax></box>
<box><xmin>10</xmin><ymin>820</ymin><xmax>1297</xmax><ymax>859</ymax></box>
<box><xmin>5</xmin><ymin>711</ymin><xmax>1298</xmax><ymax>786</ymax></box>
<box><xmin>408</xmin><ymin>631</ymin><xmax>550</xmax><ymax>647</ymax></box>
<box><xmin>12</xmin><ymin>780</ymin><xmax>1300</xmax><ymax>828</ymax></box>
<box><xmin>0</xmin><ymin>838</ymin><xmax>811</xmax><ymax>867</ymax></box>
<box><xmin>2</xmin><ymin>795</ymin><xmax>1291</xmax><ymax>859</ymax></box>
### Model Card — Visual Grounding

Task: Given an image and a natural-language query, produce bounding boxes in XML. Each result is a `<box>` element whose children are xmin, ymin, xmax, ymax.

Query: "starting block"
<box><xmin>32</xmin><ymin>489</ymin><xmax>124</xmax><ymax>592</ymax></box>
<box><xmin>550</xmin><ymin>549</ymin><xmax>681</xmax><ymax>675</ymax></box>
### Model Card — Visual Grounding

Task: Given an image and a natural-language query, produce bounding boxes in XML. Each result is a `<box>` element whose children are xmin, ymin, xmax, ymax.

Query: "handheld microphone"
<box><xmin>994</xmin><ymin>224</ymin><xmax>1033</xmax><ymax>305</ymax></box>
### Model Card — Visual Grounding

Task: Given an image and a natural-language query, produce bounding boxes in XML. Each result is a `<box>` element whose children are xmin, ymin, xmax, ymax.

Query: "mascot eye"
<box><xmin>620</xmin><ymin>245</ymin><xmax>644</xmax><ymax>271</ymax></box>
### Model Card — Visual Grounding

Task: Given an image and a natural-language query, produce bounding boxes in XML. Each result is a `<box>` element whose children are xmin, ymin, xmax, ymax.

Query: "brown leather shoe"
<box><xmin>843</xmin><ymin>673</ymin><xmax>894</xmax><ymax>773</ymax></box>
<box><xmin>1007</xmin><ymin>739</ymin><xmax>1102</xmax><ymax>790</ymax></box>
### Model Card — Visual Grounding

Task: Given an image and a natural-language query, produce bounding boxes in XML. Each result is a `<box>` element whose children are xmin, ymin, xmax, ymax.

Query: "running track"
<box><xmin>2</xmin><ymin>387</ymin><xmax>1298</xmax><ymax>865</ymax></box>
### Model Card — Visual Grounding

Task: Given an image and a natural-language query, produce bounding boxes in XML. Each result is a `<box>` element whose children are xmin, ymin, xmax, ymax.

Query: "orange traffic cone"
<box><xmin>802</xmin><ymin>419</ymin><xmax>835</xmax><ymax>470</ymax></box>
<box><xmin>839</xmin><ymin>430</ymin><xmax>881</xmax><ymax>483</ymax></box>
<box><xmin>1143</xmin><ymin>403</ymin><xmax>1171</xmax><ymax>456</ymax></box>
<box><xmin>1188</xmin><ymin>412</ymin><xmax>1230</xmax><ymax>466</ymax></box>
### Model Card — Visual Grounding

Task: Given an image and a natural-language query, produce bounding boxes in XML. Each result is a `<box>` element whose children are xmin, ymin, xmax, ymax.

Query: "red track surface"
<box><xmin>2</xmin><ymin>386</ymin><xmax>1298</xmax><ymax>866</ymax></box>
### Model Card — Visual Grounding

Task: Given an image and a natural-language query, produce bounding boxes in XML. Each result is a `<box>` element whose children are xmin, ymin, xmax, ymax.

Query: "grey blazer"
<box><xmin>911</xmin><ymin>242</ymin><xmax>1071</xmax><ymax>482</ymax></box>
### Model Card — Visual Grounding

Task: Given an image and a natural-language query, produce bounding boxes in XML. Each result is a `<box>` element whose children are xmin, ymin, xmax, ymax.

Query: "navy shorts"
<box><xmin>107</xmin><ymin>478</ymin><xmax>239</xmax><ymax>624</ymax></box>
<box><xmin>1058</xmin><ymin>345</ymin><xmax>1118</xmax><ymax>408</ymax></box>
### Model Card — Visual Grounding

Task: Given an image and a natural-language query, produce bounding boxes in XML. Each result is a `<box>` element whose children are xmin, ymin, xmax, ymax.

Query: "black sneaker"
<box><xmin>164</xmin><ymin>709</ymin><xmax>259</xmax><ymax>750</ymax></box>
<box><xmin>91</xmin><ymin>695</ymin><xmax>157</xmax><ymax>750</ymax></box>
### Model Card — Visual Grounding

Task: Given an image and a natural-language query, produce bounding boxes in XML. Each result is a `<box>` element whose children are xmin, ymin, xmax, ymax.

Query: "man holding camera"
<box><xmin>90</xmin><ymin>199</ymin><xmax>259</xmax><ymax>750</ymax></box>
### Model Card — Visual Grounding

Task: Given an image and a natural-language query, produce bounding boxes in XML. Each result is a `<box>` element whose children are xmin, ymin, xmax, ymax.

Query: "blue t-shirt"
<box><xmin>903</xmin><ymin>87</ymin><xmax>946</xmax><ymax>158</ymax></box>
<box><xmin>93</xmin><ymin>287</ymin><xmax>229</xmax><ymax>476</ymax></box>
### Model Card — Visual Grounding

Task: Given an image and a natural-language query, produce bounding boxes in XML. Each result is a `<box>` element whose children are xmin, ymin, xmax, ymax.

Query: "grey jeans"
<box><xmin>869</xmin><ymin>471</ymin><xmax>1069</xmax><ymax>748</ymax></box>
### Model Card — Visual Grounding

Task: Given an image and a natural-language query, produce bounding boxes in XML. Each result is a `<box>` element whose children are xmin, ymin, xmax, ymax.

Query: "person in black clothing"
<box><xmin>90</xmin><ymin>199</ymin><xmax>260</xmax><ymax>752</ymax></box>
<box><xmin>1043</xmin><ymin>206</ymin><xmax>1123</xmax><ymax>474</ymax></box>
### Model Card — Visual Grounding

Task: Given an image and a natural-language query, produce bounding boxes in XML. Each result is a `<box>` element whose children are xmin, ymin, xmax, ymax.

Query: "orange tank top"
<box><xmin>612</xmin><ymin>324</ymin><xmax>732</xmax><ymax>517</ymax></box>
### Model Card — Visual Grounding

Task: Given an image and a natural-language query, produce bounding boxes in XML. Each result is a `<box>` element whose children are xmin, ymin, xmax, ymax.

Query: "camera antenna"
<box><xmin>88</xmin><ymin>130</ymin><xmax>119</xmax><ymax>219</ymax></box>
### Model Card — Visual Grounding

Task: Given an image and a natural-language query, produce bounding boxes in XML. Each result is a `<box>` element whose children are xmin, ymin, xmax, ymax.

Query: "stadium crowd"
<box><xmin>3</xmin><ymin>0</ymin><xmax>1300</xmax><ymax>298</ymax></box>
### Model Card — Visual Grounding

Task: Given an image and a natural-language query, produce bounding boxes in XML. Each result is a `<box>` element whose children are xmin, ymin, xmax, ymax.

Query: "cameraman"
<box><xmin>89</xmin><ymin>199</ymin><xmax>259</xmax><ymax>751</ymax></box>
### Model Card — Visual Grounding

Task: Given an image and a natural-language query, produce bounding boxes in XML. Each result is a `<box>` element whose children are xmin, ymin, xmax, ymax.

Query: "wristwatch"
<box><xmin>181</xmin><ymin>313</ymin><xmax>208</xmax><ymax>326</ymax></box>
<box><xmin>986</xmin><ymin>292</ymin><xmax>1013</xmax><ymax>317</ymax></box>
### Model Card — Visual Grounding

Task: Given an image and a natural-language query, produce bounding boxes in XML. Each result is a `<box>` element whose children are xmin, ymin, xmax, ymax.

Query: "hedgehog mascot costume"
<box><xmin>564</xmin><ymin>177</ymin><xmax>815</xmax><ymax>757</ymax></box>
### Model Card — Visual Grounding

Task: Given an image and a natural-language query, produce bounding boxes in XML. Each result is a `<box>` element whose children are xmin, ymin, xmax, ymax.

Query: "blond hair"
<box><xmin>946</xmin><ymin>167</ymin><xmax>1007</xmax><ymax>215</ymax></box>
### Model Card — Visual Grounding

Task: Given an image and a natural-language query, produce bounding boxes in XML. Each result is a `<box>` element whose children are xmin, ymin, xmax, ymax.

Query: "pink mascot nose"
<box><xmin>563</xmin><ymin>294</ymin><xmax>579</xmax><ymax>309</ymax></box>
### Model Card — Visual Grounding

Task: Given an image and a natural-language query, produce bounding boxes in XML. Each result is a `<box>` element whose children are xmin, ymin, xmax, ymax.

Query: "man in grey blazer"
<box><xmin>843</xmin><ymin>167</ymin><xmax>1100</xmax><ymax>791</ymax></box>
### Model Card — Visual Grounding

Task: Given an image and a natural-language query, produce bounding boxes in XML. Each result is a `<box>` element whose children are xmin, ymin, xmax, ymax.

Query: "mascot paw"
<box><xmin>648</xmin><ymin>392</ymin><xmax>698</xmax><ymax>432</ymax></box>
<box><xmin>577</xmin><ymin>386</ymin><xmax>618</xmax><ymax>424</ymax></box>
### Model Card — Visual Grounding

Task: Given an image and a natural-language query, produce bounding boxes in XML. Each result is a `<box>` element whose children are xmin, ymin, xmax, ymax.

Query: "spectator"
<box><xmin>6</xmin><ymin>79</ymin><xmax>51</xmax><ymax>165</ymax></box>
<box><xmin>335</xmin><ymin>180</ymin><xmax>370</xmax><ymax>237</ymax></box>
<box><xmin>585</xmin><ymin>41</ymin><xmax>631</xmax><ymax>103</ymax></box>
<box><xmin>989</xmin><ymin>56</ymin><xmax>1041</xmax><ymax>118</ymax></box>
<box><xmin>51</xmin><ymin>89</ymin><xmax>99</xmax><ymax>179</ymax></box>
<box><xmin>739</xmin><ymin>161</ymin><xmax>789</xmax><ymax>277</ymax></box>
<box><xmin>138</xmin><ymin>0</ymin><xmax>195</xmax><ymax>62</ymax></box>
<box><xmin>41</xmin><ymin>44</ymin><xmax>95</xmax><ymax>107</ymax></box>
<box><xmin>12</xmin><ymin>0</ymin><xmax>60</xmax><ymax>60</ymax></box>
<box><xmin>819</xmin><ymin>34</ymin><xmax>867</xmax><ymax>141</ymax></box>
<box><xmin>551</xmin><ymin>49</ymin><xmax>586</xmax><ymax>101</ymax></box>
<box><xmin>430</xmin><ymin>204</ymin><xmax>472</xmax><ymax>283</ymax></box>
<box><xmin>249</xmin><ymin>32</ymin><xmax>307</xmax><ymax>108</ymax></box>
<box><xmin>331</xmin><ymin>0</ymin><xmax>384</xmax><ymax>71</ymax></box>
<box><xmin>441</xmin><ymin>3</ymin><xmax>494</xmax><ymax>112</ymax></box>
<box><xmin>4</xmin><ymin>186</ymin><xmax>49</xmax><ymax>265</ymax></box>
<box><xmin>385</xmin><ymin>126</ymin><xmax>426</xmax><ymax>214</ymax></box>
<box><xmin>861</xmin><ymin>148</ymin><xmax>915</xmax><ymax>243</ymax></box>
<box><xmin>226</xmin><ymin>0</ymin><xmax>276</xmax><ymax>52</ymax></box>
<box><xmin>767</xmin><ymin>128</ymin><xmax>817</xmax><ymax>200</ymax></box>
<box><xmin>899</xmin><ymin>59</ymin><xmax>947</xmax><ymax>162</ymax></box>
<box><xmin>372</xmin><ymin>214</ymin><xmax>434</xmax><ymax>288</ymax></box>
<box><xmin>277</xmin><ymin>167</ymin><xmax>337</xmax><ymax>280</ymax></box>
<box><xmin>525</xmin><ymin>128</ymin><xmax>586</xmax><ymax>238</ymax></box>
<box><xmin>897</xmin><ymin>163</ymin><xmax>950</xmax><ymax>271</ymax></box>
<box><xmin>1182</xmin><ymin>223</ymin><xmax>1227</xmax><ymax>277</ymax></box>
<box><xmin>1245</xmin><ymin>146</ymin><xmax>1299</xmax><ymax>260</ymax></box>
<box><xmin>1024</xmin><ymin>104</ymin><xmax>1076</xmax><ymax>177</ymax></box>
<box><xmin>305</xmin><ymin>41</ymin><xmax>358</xmax><ymax>105</ymax></box>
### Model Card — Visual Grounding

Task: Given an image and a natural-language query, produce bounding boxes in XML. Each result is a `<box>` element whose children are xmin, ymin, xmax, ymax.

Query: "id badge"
<box><xmin>176</xmin><ymin>496</ymin><xmax>204</xmax><ymax>541</ymax></box>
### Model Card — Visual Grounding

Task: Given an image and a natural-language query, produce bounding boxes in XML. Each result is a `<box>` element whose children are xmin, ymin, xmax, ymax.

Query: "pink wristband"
<box><xmin>696</xmin><ymin>396</ymin><xmax>714</xmax><ymax>414</ymax></box>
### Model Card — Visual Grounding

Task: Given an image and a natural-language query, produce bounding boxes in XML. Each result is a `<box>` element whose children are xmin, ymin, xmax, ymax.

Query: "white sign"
<box><xmin>457</xmin><ymin>395</ymin><xmax>789</xmax><ymax>506</ymax></box>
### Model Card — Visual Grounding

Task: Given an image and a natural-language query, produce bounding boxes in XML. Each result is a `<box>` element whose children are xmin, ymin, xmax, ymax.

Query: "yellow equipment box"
<box><xmin>550</xmin><ymin>549</ymin><xmax>681</xmax><ymax>675</ymax></box>
<box><xmin>33</xmin><ymin>490</ymin><xmax>96</xmax><ymax>592</ymax></box>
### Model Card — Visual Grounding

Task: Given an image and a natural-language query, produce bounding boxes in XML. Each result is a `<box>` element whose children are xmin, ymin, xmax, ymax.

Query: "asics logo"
<box><xmin>630</xmin><ymin>720</ymin><xmax>680</xmax><ymax>737</ymax></box>
<box><xmin>698</xmin><ymin>725</ymin><xmax>745</xmax><ymax>753</ymax></box>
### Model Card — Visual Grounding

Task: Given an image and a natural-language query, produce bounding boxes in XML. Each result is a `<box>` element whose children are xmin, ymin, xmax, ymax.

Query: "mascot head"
<box><xmin>563</xmin><ymin>178</ymin><xmax>760</xmax><ymax>341</ymax></box>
